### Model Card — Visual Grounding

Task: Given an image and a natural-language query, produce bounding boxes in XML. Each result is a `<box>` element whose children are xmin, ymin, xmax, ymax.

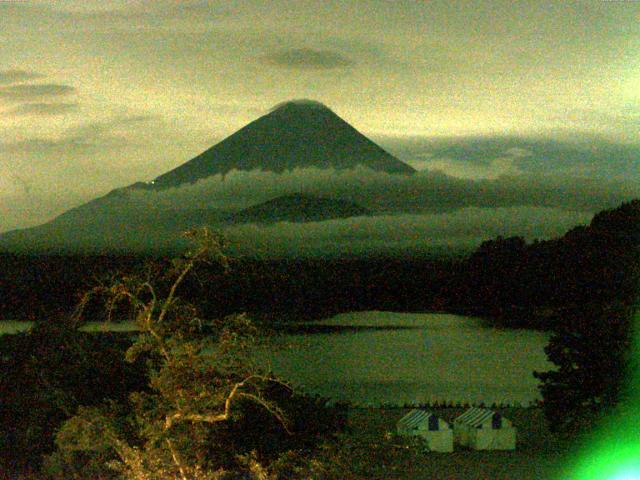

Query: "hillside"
<box><xmin>228</xmin><ymin>193</ymin><xmax>370</xmax><ymax>224</ymax></box>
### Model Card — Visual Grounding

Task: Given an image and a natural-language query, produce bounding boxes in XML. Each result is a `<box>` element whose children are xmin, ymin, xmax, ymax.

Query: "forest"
<box><xmin>1</xmin><ymin>199</ymin><xmax>638</xmax><ymax>330</ymax></box>
<box><xmin>0</xmin><ymin>199</ymin><xmax>638</xmax><ymax>478</ymax></box>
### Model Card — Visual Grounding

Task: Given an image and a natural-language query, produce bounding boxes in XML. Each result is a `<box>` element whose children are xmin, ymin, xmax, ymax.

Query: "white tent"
<box><xmin>396</xmin><ymin>409</ymin><xmax>453</xmax><ymax>452</ymax></box>
<box><xmin>453</xmin><ymin>407</ymin><xmax>516</xmax><ymax>450</ymax></box>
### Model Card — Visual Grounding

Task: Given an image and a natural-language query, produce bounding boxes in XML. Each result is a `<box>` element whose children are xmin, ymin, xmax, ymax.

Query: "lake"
<box><xmin>261</xmin><ymin>311</ymin><xmax>552</xmax><ymax>406</ymax></box>
<box><xmin>0</xmin><ymin>320</ymin><xmax>139</xmax><ymax>335</ymax></box>
<box><xmin>0</xmin><ymin>311</ymin><xmax>552</xmax><ymax>406</ymax></box>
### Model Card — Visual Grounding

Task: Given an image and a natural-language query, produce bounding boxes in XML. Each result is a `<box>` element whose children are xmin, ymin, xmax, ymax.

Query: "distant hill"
<box><xmin>228</xmin><ymin>193</ymin><xmax>370</xmax><ymax>224</ymax></box>
<box><xmin>150</xmin><ymin>99</ymin><xmax>414</xmax><ymax>188</ymax></box>
<box><xmin>0</xmin><ymin>184</ymin><xmax>230</xmax><ymax>253</ymax></box>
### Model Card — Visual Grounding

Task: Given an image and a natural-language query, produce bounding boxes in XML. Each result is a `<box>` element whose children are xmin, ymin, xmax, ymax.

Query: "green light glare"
<box><xmin>563</xmin><ymin>312</ymin><xmax>640</xmax><ymax>480</ymax></box>
<box><xmin>609</xmin><ymin>467</ymin><xmax>640</xmax><ymax>480</ymax></box>
<box><xmin>574</xmin><ymin>441</ymin><xmax>640</xmax><ymax>480</ymax></box>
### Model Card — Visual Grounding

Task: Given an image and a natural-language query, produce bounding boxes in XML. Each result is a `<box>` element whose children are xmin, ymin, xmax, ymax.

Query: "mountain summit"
<box><xmin>151</xmin><ymin>99</ymin><xmax>414</xmax><ymax>188</ymax></box>
<box><xmin>0</xmin><ymin>100</ymin><xmax>413</xmax><ymax>253</ymax></box>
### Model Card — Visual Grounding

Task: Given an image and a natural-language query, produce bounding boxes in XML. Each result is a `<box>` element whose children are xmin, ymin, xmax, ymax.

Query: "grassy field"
<box><xmin>336</xmin><ymin>407</ymin><xmax>571</xmax><ymax>480</ymax></box>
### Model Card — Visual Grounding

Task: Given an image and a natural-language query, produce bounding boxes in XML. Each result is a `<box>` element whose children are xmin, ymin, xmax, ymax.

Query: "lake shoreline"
<box><xmin>2</xmin><ymin>312</ymin><xmax>550</xmax><ymax>406</ymax></box>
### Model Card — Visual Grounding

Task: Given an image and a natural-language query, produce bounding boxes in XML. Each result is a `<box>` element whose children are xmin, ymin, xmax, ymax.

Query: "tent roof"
<box><xmin>398</xmin><ymin>409</ymin><xmax>448</xmax><ymax>429</ymax></box>
<box><xmin>454</xmin><ymin>408</ymin><xmax>511</xmax><ymax>428</ymax></box>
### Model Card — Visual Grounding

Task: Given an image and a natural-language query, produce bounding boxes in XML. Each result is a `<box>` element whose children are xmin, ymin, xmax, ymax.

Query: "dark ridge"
<box><xmin>228</xmin><ymin>193</ymin><xmax>371</xmax><ymax>224</ymax></box>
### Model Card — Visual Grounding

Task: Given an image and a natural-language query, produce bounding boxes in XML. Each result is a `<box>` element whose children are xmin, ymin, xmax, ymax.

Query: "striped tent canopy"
<box><xmin>397</xmin><ymin>409</ymin><xmax>449</xmax><ymax>432</ymax></box>
<box><xmin>454</xmin><ymin>407</ymin><xmax>511</xmax><ymax>429</ymax></box>
<box><xmin>397</xmin><ymin>409</ymin><xmax>454</xmax><ymax>452</ymax></box>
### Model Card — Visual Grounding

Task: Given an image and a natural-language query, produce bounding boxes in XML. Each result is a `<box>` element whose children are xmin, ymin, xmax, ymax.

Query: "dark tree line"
<box><xmin>448</xmin><ymin>199</ymin><xmax>640</xmax><ymax>329</ymax></box>
<box><xmin>534</xmin><ymin>301</ymin><xmax>636</xmax><ymax>436</ymax></box>
<box><xmin>0</xmin><ymin>253</ymin><xmax>148</xmax><ymax>321</ymax></box>
<box><xmin>0</xmin><ymin>252</ymin><xmax>459</xmax><ymax>323</ymax></box>
<box><xmin>0</xmin><ymin>320</ymin><xmax>148</xmax><ymax>473</ymax></box>
<box><xmin>532</xmin><ymin>200</ymin><xmax>639</xmax><ymax>435</ymax></box>
<box><xmin>1</xmin><ymin>199</ymin><xmax>638</xmax><ymax>330</ymax></box>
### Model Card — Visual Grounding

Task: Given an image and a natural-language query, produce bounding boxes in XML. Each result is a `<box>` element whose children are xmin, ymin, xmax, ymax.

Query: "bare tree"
<box><xmin>46</xmin><ymin>229</ymin><xmax>292</xmax><ymax>480</ymax></box>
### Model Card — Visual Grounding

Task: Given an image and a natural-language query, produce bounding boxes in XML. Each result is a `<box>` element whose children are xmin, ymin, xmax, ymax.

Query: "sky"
<box><xmin>1</xmin><ymin>0</ymin><xmax>639</xmax><ymax>234</ymax></box>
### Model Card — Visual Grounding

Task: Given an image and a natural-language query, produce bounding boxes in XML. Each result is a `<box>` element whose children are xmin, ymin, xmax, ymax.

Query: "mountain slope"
<box><xmin>0</xmin><ymin>100</ymin><xmax>413</xmax><ymax>253</ymax></box>
<box><xmin>151</xmin><ymin>100</ymin><xmax>414</xmax><ymax>188</ymax></box>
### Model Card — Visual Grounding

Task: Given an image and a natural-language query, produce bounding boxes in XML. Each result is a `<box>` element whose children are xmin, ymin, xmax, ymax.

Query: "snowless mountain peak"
<box><xmin>149</xmin><ymin>99</ymin><xmax>414</xmax><ymax>188</ymax></box>
<box><xmin>268</xmin><ymin>99</ymin><xmax>331</xmax><ymax>112</ymax></box>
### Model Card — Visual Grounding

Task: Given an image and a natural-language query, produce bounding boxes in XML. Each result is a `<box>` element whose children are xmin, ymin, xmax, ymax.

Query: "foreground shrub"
<box><xmin>0</xmin><ymin>319</ymin><xmax>147</xmax><ymax>472</ymax></box>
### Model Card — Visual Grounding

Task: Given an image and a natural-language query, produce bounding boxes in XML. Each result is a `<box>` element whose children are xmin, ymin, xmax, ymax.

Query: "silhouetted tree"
<box><xmin>534</xmin><ymin>199</ymin><xmax>640</xmax><ymax>435</ymax></box>
<box><xmin>43</xmin><ymin>229</ymin><xmax>345</xmax><ymax>479</ymax></box>
<box><xmin>534</xmin><ymin>302</ymin><xmax>637</xmax><ymax>435</ymax></box>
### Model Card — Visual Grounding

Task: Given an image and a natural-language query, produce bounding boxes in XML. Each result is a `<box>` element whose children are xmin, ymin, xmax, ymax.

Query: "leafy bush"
<box><xmin>0</xmin><ymin>319</ymin><xmax>147</xmax><ymax>471</ymax></box>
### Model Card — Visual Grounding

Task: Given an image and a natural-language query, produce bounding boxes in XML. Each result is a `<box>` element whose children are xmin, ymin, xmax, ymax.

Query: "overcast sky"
<box><xmin>1</xmin><ymin>0</ymin><xmax>639</xmax><ymax>233</ymax></box>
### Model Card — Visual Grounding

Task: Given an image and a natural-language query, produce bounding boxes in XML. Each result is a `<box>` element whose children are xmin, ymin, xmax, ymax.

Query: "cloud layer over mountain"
<box><xmin>128</xmin><ymin>166</ymin><xmax>639</xmax><ymax>214</ymax></box>
<box><xmin>3</xmin><ymin>164</ymin><xmax>632</xmax><ymax>255</ymax></box>
<box><xmin>222</xmin><ymin>206</ymin><xmax>593</xmax><ymax>257</ymax></box>
<box><xmin>260</xmin><ymin>48</ymin><xmax>355</xmax><ymax>69</ymax></box>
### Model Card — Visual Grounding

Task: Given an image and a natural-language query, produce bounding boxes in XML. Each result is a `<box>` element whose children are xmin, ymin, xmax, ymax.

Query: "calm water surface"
<box><xmin>0</xmin><ymin>321</ymin><xmax>138</xmax><ymax>334</ymax></box>
<box><xmin>262</xmin><ymin>311</ymin><xmax>552</xmax><ymax>406</ymax></box>
<box><xmin>1</xmin><ymin>311</ymin><xmax>552</xmax><ymax>405</ymax></box>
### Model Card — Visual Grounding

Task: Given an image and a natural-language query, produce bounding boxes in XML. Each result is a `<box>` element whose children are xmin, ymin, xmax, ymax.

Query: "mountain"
<box><xmin>0</xmin><ymin>100</ymin><xmax>412</xmax><ymax>253</ymax></box>
<box><xmin>227</xmin><ymin>193</ymin><xmax>370</xmax><ymax>224</ymax></box>
<box><xmin>150</xmin><ymin>99</ymin><xmax>414</xmax><ymax>188</ymax></box>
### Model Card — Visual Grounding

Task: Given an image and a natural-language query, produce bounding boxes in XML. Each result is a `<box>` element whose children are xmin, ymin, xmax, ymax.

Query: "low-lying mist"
<box><xmin>222</xmin><ymin>206</ymin><xmax>594</xmax><ymax>257</ymax></box>
<box><xmin>128</xmin><ymin>166</ymin><xmax>640</xmax><ymax>213</ymax></box>
<box><xmin>4</xmin><ymin>165</ymin><xmax>623</xmax><ymax>256</ymax></box>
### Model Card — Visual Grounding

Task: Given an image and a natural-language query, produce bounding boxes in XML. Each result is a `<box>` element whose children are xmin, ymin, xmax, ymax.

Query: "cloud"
<box><xmin>6</xmin><ymin>203</ymin><xmax>593</xmax><ymax>256</ymax></box>
<box><xmin>376</xmin><ymin>134</ymin><xmax>640</xmax><ymax>181</ymax></box>
<box><xmin>32</xmin><ymin>0</ymin><xmax>231</xmax><ymax>17</ymax></box>
<box><xmin>0</xmin><ymin>84</ymin><xmax>76</xmax><ymax>101</ymax></box>
<box><xmin>3</xmin><ymin>164</ymin><xmax>636</xmax><ymax>253</ymax></box>
<box><xmin>1</xmin><ymin>138</ymin><xmax>67</xmax><ymax>154</ymax></box>
<box><xmin>0</xmin><ymin>69</ymin><xmax>44</xmax><ymax>85</ymax></box>
<box><xmin>7</xmin><ymin>102</ymin><xmax>78</xmax><ymax>116</ymax></box>
<box><xmin>554</xmin><ymin>107</ymin><xmax>640</xmax><ymax>130</ymax></box>
<box><xmin>504</xmin><ymin>147</ymin><xmax>532</xmax><ymax>158</ymax></box>
<box><xmin>119</xmin><ymin>166</ymin><xmax>639</xmax><ymax>216</ymax></box>
<box><xmin>413</xmin><ymin>156</ymin><xmax>522</xmax><ymax>180</ymax></box>
<box><xmin>222</xmin><ymin>207</ymin><xmax>594</xmax><ymax>257</ymax></box>
<box><xmin>260</xmin><ymin>48</ymin><xmax>355</xmax><ymax>69</ymax></box>
<box><xmin>0</xmin><ymin>115</ymin><xmax>154</xmax><ymax>154</ymax></box>
<box><xmin>157</xmin><ymin>0</ymin><xmax>233</xmax><ymax>17</ymax></box>
<box><xmin>269</xmin><ymin>99</ymin><xmax>329</xmax><ymax>112</ymax></box>
<box><xmin>543</xmin><ymin>107</ymin><xmax>640</xmax><ymax>144</ymax></box>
